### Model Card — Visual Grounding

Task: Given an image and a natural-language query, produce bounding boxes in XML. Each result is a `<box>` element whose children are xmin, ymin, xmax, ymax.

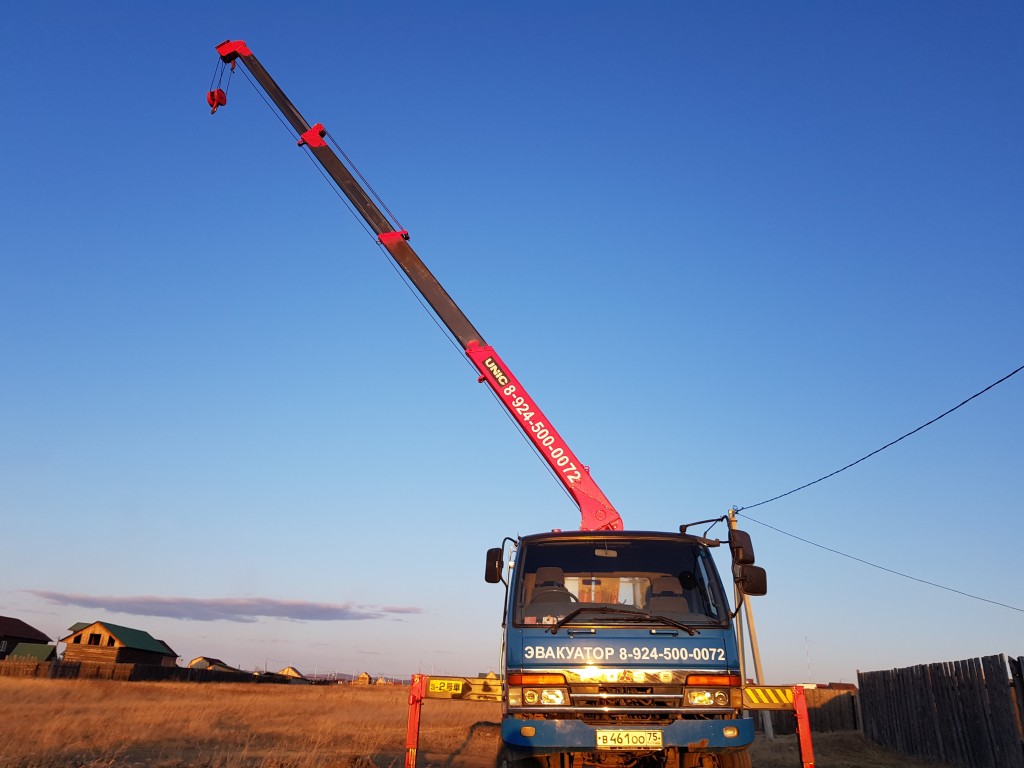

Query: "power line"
<box><xmin>735</xmin><ymin>510</ymin><xmax>1024</xmax><ymax>613</ymax></box>
<box><xmin>736</xmin><ymin>362</ymin><xmax>1024</xmax><ymax>512</ymax></box>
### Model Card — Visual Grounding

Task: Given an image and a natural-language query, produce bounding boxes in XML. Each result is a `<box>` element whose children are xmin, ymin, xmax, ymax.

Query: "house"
<box><xmin>0</xmin><ymin>616</ymin><xmax>51</xmax><ymax>660</ymax></box>
<box><xmin>352</xmin><ymin>671</ymin><xmax>372</xmax><ymax>685</ymax></box>
<box><xmin>8</xmin><ymin>643</ymin><xmax>57</xmax><ymax>662</ymax></box>
<box><xmin>188</xmin><ymin>656</ymin><xmax>243</xmax><ymax>674</ymax></box>
<box><xmin>278</xmin><ymin>666</ymin><xmax>311</xmax><ymax>684</ymax></box>
<box><xmin>60</xmin><ymin>621</ymin><xmax>178</xmax><ymax>667</ymax></box>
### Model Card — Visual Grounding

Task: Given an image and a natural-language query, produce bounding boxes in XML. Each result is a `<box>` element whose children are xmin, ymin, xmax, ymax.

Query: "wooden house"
<box><xmin>188</xmin><ymin>656</ymin><xmax>243</xmax><ymax>674</ymax></box>
<box><xmin>0</xmin><ymin>616</ymin><xmax>50</xmax><ymax>660</ymax></box>
<box><xmin>352</xmin><ymin>671</ymin><xmax>372</xmax><ymax>685</ymax></box>
<box><xmin>60</xmin><ymin>621</ymin><xmax>178</xmax><ymax>667</ymax></box>
<box><xmin>278</xmin><ymin>666</ymin><xmax>311</xmax><ymax>684</ymax></box>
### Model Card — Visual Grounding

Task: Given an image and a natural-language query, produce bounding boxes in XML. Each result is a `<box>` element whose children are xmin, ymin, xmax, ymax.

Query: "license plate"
<box><xmin>595</xmin><ymin>730</ymin><xmax>664</xmax><ymax>750</ymax></box>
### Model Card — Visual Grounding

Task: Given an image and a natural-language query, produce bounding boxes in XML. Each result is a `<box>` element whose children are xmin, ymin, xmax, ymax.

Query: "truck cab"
<box><xmin>486</xmin><ymin>529</ymin><xmax>764</xmax><ymax>768</ymax></box>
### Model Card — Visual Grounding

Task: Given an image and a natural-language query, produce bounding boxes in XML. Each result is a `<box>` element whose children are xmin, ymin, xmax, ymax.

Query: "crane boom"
<box><xmin>210</xmin><ymin>40</ymin><xmax>623</xmax><ymax>532</ymax></box>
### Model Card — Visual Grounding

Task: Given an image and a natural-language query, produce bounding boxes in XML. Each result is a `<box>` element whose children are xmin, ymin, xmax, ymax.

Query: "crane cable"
<box><xmin>233</xmin><ymin>66</ymin><xmax>583</xmax><ymax>508</ymax></box>
<box><xmin>233</xmin><ymin>66</ymin><xmax>470</xmax><ymax>363</ymax></box>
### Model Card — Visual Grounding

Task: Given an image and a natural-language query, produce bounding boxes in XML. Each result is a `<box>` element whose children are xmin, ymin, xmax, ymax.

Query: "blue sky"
<box><xmin>2</xmin><ymin>2</ymin><xmax>1022</xmax><ymax>682</ymax></box>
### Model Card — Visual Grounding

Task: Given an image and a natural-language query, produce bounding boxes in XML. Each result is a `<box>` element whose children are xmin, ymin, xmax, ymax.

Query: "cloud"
<box><xmin>27</xmin><ymin>591</ymin><xmax>422</xmax><ymax>623</ymax></box>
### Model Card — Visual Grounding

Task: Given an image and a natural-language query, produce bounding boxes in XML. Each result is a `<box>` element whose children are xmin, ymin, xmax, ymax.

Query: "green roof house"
<box><xmin>60</xmin><ymin>621</ymin><xmax>178</xmax><ymax>667</ymax></box>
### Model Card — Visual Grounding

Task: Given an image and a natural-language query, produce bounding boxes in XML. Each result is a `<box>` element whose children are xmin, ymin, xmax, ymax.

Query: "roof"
<box><xmin>8</xmin><ymin>642</ymin><xmax>56</xmax><ymax>661</ymax></box>
<box><xmin>188</xmin><ymin>656</ymin><xmax>227</xmax><ymax>669</ymax></box>
<box><xmin>63</xmin><ymin>621</ymin><xmax>176</xmax><ymax>656</ymax></box>
<box><xmin>0</xmin><ymin>616</ymin><xmax>50</xmax><ymax>643</ymax></box>
<box><xmin>188</xmin><ymin>656</ymin><xmax>243</xmax><ymax>672</ymax></box>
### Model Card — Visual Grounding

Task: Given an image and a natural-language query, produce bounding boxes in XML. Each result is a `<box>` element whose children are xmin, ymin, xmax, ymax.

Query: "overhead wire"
<box><xmin>733</xmin><ymin>362</ymin><xmax>1024</xmax><ymax>613</ymax></box>
<box><xmin>736</xmin><ymin>511</ymin><xmax>1024</xmax><ymax>613</ymax></box>
<box><xmin>735</xmin><ymin>362</ymin><xmax>1024</xmax><ymax>513</ymax></box>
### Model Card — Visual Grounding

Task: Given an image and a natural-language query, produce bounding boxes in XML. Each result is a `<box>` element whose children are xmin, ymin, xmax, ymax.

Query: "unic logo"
<box><xmin>483</xmin><ymin>357</ymin><xmax>510</xmax><ymax>387</ymax></box>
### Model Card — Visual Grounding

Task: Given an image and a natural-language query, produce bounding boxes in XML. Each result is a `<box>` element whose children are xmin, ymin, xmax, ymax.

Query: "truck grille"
<box><xmin>570</xmin><ymin>685</ymin><xmax>684</xmax><ymax>724</ymax></box>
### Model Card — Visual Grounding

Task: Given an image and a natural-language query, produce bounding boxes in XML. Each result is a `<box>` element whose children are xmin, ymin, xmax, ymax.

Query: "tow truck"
<box><xmin>208</xmin><ymin>40</ymin><xmax>768</xmax><ymax>768</ymax></box>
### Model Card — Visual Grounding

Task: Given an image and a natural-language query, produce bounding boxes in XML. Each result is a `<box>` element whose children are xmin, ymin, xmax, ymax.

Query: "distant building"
<box><xmin>0</xmin><ymin>616</ymin><xmax>51</xmax><ymax>660</ymax></box>
<box><xmin>60</xmin><ymin>621</ymin><xmax>178</xmax><ymax>667</ymax></box>
<box><xmin>278</xmin><ymin>666</ymin><xmax>311</xmax><ymax>684</ymax></box>
<box><xmin>188</xmin><ymin>656</ymin><xmax>244</xmax><ymax>674</ymax></box>
<box><xmin>352</xmin><ymin>671</ymin><xmax>372</xmax><ymax>685</ymax></box>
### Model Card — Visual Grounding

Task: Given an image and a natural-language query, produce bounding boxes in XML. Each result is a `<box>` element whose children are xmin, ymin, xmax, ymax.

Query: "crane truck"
<box><xmin>208</xmin><ymin>40</ymin><xmax>768</xmax><ymax>768</ymax></box>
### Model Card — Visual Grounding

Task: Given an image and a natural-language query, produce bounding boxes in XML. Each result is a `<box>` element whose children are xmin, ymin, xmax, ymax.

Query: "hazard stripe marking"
<box><xmin>743</xmin><ymin>687</ymin><xmax>795</xmax><ymax>709</ymax></box>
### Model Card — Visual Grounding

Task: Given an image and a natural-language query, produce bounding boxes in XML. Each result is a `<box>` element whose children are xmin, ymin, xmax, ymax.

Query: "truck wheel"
<box><xmin>497</xmin><ymin>746</ymin><xmax>546</xmax><ymax>768</ymax></box>
<box><xmin>682</xmin><ymin>751</ymin><xmax>751</xmax><ymax>768</ymax></box>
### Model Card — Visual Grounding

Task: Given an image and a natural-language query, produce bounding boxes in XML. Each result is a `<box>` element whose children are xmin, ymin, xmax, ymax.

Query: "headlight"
<box><xmin>540</xmin><ymin>688</ymin><xmax>566</xmax><ymax>705</ymax></box>
<box><xmin>687</xmin><ymin>689</ymin><xmax>729</xmax><ymax>706</ymax></box>
<box><xmin>507</xmin><ymin>674</ymin><xmax>568</xmax><ymax>708</ymax></box>
<box><xmin>510</xmin><ymin>686</ymin><xmax>567</xmax><ymax>707</ymax></box>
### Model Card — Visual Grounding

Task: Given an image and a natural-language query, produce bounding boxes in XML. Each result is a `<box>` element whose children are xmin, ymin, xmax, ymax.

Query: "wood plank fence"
<box><xmin>757</xmin><ymin>686</ymin><xmax>859</xmax><ymax>734</ymax></box>
<box><xmin>0</xmin><ymin>659</ymin><xmax>283</xmax><ymax>683</ymax></box>
<box><xmin>858</xmin><ymin>654</ymin><xmax>1024</xmax><ymax>768</ymax></box>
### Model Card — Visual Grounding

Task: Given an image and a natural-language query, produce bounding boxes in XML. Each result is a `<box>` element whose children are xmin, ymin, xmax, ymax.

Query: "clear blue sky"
<box><xmin>2</xmin><ymin>2</ymin><xmax>1021</xmax><ymax>683</ymax></box>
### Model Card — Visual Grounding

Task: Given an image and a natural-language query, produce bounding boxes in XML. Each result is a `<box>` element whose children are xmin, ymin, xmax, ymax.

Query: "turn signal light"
<box><xmin>686</xmin><ymin>674</ymin><xmax>740</xmax><ymax>687</ymax></box>
<box><xmin>508</xmin><ymin>673</ymin><xmax>567</xmax><ymax>686</ymax></box>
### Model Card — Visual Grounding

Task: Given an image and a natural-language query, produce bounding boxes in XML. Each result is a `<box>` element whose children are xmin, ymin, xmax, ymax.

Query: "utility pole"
<box><xmin>729</xmin><ymin>507</ymin><xmax>773</xmax><ymax>739</ymax></box>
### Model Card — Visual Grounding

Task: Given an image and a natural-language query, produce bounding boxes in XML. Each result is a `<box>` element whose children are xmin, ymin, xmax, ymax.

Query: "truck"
<box><xmin>208</xmin><ymin>40</ymin><xmax>768</xmax><ymax>768</ymax></box>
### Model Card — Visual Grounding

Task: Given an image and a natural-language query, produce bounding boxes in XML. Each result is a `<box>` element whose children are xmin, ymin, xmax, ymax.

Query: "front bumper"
<box><xmin>501</xmin><ymin>715</ymin><xmax>754</xmax><ymax>754</ymax></box>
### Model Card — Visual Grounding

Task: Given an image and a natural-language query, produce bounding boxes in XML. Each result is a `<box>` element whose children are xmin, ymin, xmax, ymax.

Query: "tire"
<box><xmin>497</xmin><ymin>746</ymin><xmax>548</xmax><ymax>768</ymax></box>
<box><xmin>682</xmin><ymin>750</ymin><xmax>752</xmax><ymax>768</ymax></box>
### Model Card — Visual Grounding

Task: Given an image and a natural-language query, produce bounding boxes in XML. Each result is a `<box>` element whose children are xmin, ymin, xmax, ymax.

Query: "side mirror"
<box><xmin>734</xmin><ymin>564</ymin><xmax>767</xmax><ymax>596</ymax></box>
<box><xmin>728</xmin><ymin>529</ymin><xmax>756</xmax><ymax>565</ymax></box>
<box><xmin>484</xmin><ymin>547</ymin><xmax>503</xmax><ymax>584</ymax></box>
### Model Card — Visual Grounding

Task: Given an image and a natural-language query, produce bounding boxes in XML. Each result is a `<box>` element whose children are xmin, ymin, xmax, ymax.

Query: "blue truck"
<box><xmin>486</xmin><ymin>528</ymin><xmax>765</xmax><ymax>768</ymax></box>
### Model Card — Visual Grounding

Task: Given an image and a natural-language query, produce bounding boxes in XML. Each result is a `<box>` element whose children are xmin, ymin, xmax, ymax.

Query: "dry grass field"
<box><xmin>0</xmin><ymin>678</ymin><xmax>942</xmax><ymax>768</ymax></box>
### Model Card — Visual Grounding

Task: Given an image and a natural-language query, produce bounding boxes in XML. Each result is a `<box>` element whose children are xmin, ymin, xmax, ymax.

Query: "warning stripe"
<box><xmin>743</xmin><ymin>687</ymin><xmax>795</xmax><ymax>709</ymax></box>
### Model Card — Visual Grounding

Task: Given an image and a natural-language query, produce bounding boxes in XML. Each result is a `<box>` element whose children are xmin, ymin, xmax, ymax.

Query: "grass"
<box><xmin>0</xmin><ymin>678</ymin><xmax>940</xmax><ymax>768</ymax></box>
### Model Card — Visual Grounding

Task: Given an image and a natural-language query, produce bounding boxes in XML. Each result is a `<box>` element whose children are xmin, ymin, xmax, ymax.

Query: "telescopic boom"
<box><xmin>209</xmin><ymin>40</ymin><xmax>623</xmax><ymax>532</ymax></box>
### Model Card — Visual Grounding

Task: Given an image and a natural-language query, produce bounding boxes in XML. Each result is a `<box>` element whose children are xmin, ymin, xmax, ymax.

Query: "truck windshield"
<box><xmin>513</xmin><ymin>538</ymin><xmax>729</xmax><ymax>628</ymax></box>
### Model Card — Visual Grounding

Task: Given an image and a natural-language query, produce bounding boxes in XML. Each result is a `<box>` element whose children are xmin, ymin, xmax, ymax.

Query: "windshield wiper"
<box><xmin>547</xmin><ymin>606</ymin><xmax>700</xmax><ymax>636</ymax></box>
<box><xmin>647</xmin><ymin>614</ymin><xmax>701</xmax><ymax>636</ymax></box>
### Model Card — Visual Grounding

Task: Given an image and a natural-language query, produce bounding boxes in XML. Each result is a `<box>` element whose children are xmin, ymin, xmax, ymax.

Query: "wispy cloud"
<box><xmin>28</xmin><ymin>591</ymin><xmax>422</xmax><ymax>623</ymax></box>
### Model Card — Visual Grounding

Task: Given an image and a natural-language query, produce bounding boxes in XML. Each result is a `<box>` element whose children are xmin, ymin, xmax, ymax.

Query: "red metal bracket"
<box><xmin>215</xmin><ymin>39</ymin><xmax>252</xmax><ymax>62</ymax></box>
<box><xmin>298</xmin><ymin>124</ymin><xmax>327</xmax><ymax>149</ymax></box>
<box><xmin>379</xmin><ymin>230</ymin><xmax>411</xmax><ymax>246</ymax></box>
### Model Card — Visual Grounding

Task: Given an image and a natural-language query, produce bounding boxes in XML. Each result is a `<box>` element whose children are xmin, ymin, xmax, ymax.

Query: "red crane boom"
<box><xmin>209</xmin><ymin>40</ymin><xmax>623</xmax><ymax>532</ymax></box>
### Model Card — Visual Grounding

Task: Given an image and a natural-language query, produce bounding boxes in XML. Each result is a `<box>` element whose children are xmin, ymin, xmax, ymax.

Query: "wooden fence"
<box><xmin>0</xmin><ymin>659</ymin><xmax>281</xmax><ymax>683</ymax></box>
<box><xmin>757</xmin><ymin>686</ymin><xmax>859</xmax><ymax>734</ymax></box>
<box><xmin>858</xmin><ymin>654</ymin><xmax>1023</xmax><ymax>768</ymax></box>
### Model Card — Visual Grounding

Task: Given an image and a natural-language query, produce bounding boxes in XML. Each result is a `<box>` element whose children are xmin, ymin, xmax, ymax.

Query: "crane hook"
<box><xmin>207</xmin><ymin>88</ymin><xmax>227</xmax><ymax>115</ymax></box>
